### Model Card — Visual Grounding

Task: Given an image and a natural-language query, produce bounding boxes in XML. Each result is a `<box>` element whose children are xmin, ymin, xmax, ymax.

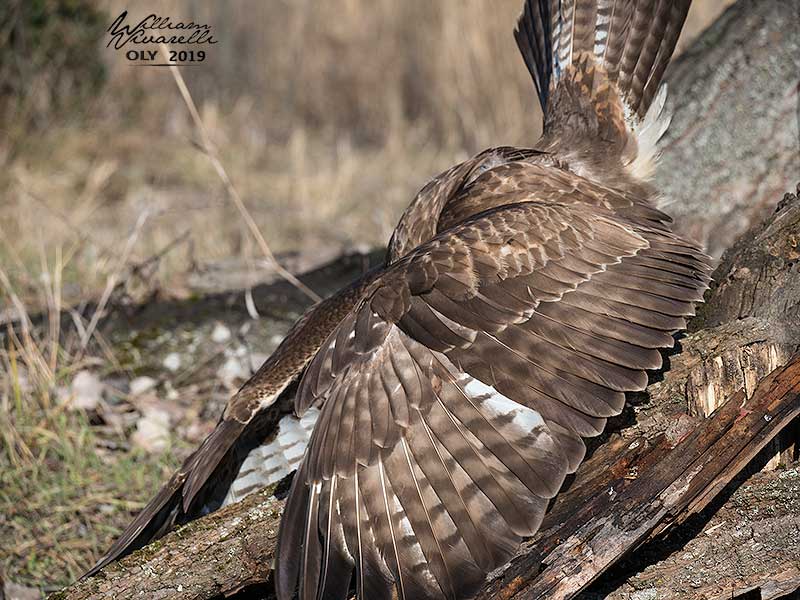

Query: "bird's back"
<box><xmin>391</xmin><ymin>0</ymin><xmax>691</xmax><ymax>265</ymax></box>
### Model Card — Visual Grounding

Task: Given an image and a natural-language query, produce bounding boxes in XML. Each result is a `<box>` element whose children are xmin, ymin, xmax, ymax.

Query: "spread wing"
<box><xmin>275</xmin><ymin>200</ymin><xmax>710</xmax><ymax>600</ymax></box>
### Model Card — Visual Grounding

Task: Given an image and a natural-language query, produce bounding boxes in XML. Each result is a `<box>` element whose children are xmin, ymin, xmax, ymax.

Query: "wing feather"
<box><xmin>406</xmin><ymin>406</ymin><xmax>494</xmax><ymax>571</ymax></box>
<box><xmin>428</xmin><ymin>379</ymin><xmax>540</xmax><ymax>538</ymax></box>
<box><xmin>317</xmin><ymin>475</ymin><xmax>353</xmax><ymax>600</ymax></box>
<box><xmin>275</xmin><ymin>199</ymin><xmax>710</xmax><ymax>600</ymax></box>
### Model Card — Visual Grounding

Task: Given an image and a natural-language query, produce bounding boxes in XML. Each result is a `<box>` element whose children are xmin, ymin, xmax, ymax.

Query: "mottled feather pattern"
<box><xmin>438</xmin><ymin>160</ymin><xmax>674</xmax><ymax>231</ymax></box>
<box><xmin>277</xmin><ymin>194</ymin><xmax>710</xmax><ymax>599</ymax></box>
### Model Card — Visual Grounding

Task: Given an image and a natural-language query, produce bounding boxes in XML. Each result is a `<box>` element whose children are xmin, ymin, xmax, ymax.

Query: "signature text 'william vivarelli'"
<box><xmin>107</xmin><ymin>11</ymin><xmax>217</xmax><ymax>65</ymax></box>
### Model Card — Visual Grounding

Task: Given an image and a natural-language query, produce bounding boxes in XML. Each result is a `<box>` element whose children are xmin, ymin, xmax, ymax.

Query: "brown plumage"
<box><xmin>89</xmin><ymin>1</ymin><xmax>709</xmax><ymax>598</ymax></box>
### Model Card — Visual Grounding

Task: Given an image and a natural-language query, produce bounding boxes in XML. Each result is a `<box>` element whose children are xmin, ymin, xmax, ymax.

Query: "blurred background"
<box><xmin>0</xmin><ymin>0</ymin><xmax>733</xmax><ymax>594</ymax></box>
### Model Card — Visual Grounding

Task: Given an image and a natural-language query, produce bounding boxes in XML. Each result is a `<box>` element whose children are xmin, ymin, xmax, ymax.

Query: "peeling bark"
<box><xmin>595</xmin><ymin>468</ymin><xmax>800</xmax><ymax>600</ymax></box>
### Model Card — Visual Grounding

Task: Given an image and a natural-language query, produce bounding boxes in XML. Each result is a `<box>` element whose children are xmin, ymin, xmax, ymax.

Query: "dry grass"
<box><xmin>0</xmin><ymin>0</ymin><xmax>731</xmax><ymax>307</ymax></box>
<box><xmin>0</xmin><ymin>262</ymin><xmax>184</xmax><ymax>590</ymax></box>
<box><xmin>0</xmin><ymin>0</ymin><xmax>733</xmax><ymax>592</ymax></box>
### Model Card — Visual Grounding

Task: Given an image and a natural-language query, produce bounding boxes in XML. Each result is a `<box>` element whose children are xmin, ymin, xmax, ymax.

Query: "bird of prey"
<box><xmin>87</xmin><ymin>1</ymin><xmax>711</xmax><ymax>598</ymax></box>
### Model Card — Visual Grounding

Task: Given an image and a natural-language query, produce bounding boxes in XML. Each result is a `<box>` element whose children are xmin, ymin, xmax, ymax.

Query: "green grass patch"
<box><xmin>0</xmin><ymin>402</ymin><xmax>181</xmax><ymax>590</ymax></box>
<box><xmin>0</xmin><ymin>297</ymin><xmax>184</xmax><ymax>592</ymax></box>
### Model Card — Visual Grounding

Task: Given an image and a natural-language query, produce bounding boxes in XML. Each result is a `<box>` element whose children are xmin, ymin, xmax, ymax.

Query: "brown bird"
<box><xmin>88</xmin><ymin>1</ymin><xmax>711</xmax><ymax>598</ymax></box>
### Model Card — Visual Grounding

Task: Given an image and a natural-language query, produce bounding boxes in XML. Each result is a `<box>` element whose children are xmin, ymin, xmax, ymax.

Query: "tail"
<box><xmin>515</xmin><ymin>0</ymin><xmax>691</xmax><ymax>180</ymax></box>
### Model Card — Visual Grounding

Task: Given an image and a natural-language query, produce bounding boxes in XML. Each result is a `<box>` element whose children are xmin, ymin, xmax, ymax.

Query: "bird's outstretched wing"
<box><xmin>276</xmin><ymin>199</ymin><xmax>710</xmax><ymax>600</ymax></box>
<box><xmin>84</xmin><ymin>269</ymin><xmax>381</xmax><ymax>578</ymax></box>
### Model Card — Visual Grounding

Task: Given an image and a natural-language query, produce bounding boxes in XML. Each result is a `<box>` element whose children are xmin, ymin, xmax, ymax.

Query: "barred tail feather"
<box><xmin>515</xmin><ymin>0</ymin><xmax>691</xmax><ymax>178</ymax></box>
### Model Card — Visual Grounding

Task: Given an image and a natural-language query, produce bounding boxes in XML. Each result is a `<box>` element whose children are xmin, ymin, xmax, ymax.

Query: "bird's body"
<box><xmin>88</xmin><ymin>2</ymin><xmax>711</xmax><ymax>598</ymax></box>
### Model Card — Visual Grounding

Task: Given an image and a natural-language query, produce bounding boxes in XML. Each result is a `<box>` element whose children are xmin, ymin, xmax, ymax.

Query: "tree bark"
<box><xmin>655</xmin><ymin>0</ymin><xmax>800</xmax><ymax>258</ymax></box>
<box><xmin>47</xmin><ymin>488</ymin><xmax>283</xmax><ymax>600</ymax></box>
<box><xmin>597</xmin><ymin>468</ymin><xmax>800</xmax><ymax>600</ymax></box>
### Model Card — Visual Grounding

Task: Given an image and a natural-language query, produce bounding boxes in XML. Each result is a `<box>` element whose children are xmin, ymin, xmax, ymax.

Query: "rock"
<box><xmin>66</xmin><ymin>370</ymin><xmax>103</xmax><ymax>411</ymax></box>
<box><xmin>217</xmin><ymin>353</ymin><xmax>249</xmax><ymax>385</ymax></box>
<box><xmin>164</xmin><ymin>381</ymin><xmax>180</xmax><ymax>401</ymax></box>
<box><xmin>217</xmin><ymin>348</ymin><xmax>268</xmax><ymax>386</ymax></box>
<box><xmin>131</xmin><ymin>404</ymin><xmax>172</xmax><ymax>453</ymax></box>
<box><xmin>129</xmin><ymin>376</ymin><xmax>157</xmax><ymax>397</ymax></box>
<box><xmin>162</xmin><ymin>352</ymin><xmax>182</xmax><ymax>372</ymax></box>
<box><xmin>211</xmin><ymin>322</ymin><xmax>232</xmax><ymax>344</ymax></box>
<box><xmin>3</xmin><ymin>580</ymin><xmax>41</xmax><ymax>600</ymax></box>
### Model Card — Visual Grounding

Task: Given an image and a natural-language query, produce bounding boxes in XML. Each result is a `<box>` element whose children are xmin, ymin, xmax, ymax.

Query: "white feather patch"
<box><xmin>222</xmin><ymin>407</ymin><xmax>320</xmax><ymax>506</ymax></box>
<box><xmin>461</xmin><ymin>376</ymin><xmax>545</xmax><ymax>432</ymax></box>
<box><xmin>627</xmin><ymin>83</ymin><xmax>672</xmax><ymax>181</ymax></box>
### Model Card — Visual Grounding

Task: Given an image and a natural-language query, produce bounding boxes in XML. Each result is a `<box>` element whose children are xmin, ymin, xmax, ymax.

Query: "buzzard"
<box><xmin>88</xmin><ymin>1</ymin><xmax>711</xmax><ymax>598</ymax></box>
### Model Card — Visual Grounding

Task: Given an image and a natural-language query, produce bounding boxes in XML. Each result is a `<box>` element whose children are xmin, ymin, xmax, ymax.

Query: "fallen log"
<box><xmin>599</xmin><ymin>467</ymin><xmax>800</xmax><ymax>600</ymax></box>
<box><xmin>47</xmin><ymin>487</ymin><xmax>283</xmax><ymax>600</ymax></box>
<box><xmin>46</xmin><ymin>351</ymin><xmax>800</xmax><ymax>600</ymax></box>
<box><xmin>473</xmin><ymin>355</ymin><xmax>800</xmax><ymax>600</ymax></box>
